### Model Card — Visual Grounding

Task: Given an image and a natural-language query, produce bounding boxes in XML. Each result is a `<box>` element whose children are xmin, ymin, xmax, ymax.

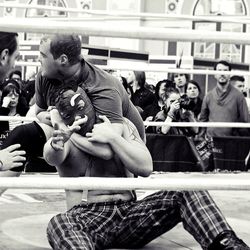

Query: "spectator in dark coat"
<box><xmin>185</xmin><ymin>80</ymin><xmax>203</xmax><ymax>119</ymax></box>
<box><xmin>127</xmin><ymin>70</ymin><xmax>156</xmax><ymax>110</ymax></box>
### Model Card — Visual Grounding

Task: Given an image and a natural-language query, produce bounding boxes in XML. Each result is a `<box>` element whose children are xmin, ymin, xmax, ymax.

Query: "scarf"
<box><xmin>212</xmin><ymin>84</ymin><xmax>232</xmax><ymax>106</ymax></box>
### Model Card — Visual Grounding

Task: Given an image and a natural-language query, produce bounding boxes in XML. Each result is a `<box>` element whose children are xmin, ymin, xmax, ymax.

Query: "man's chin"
<box><xmin>41</xmin><ymin>72</ymin><xmax>52</xmax><ymax>80</ymax></box>
<box><xmin>40</xmin><ymin>70</ymin><xmax>49</xmax><ymax>77</ymax></box>
<box><xmin>177</xmin><ymin>83</ymin><xmax>185</xmax><ymax>88</ymax></box>
<box><xmin>219</xmin><ymin>81</ymin><xmax>228</xmax><ymax>86</ymax></box>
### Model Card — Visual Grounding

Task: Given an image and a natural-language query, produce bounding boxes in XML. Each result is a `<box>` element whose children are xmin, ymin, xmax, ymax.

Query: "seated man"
<box><xmin>0</xmin><ymin>86</ymin><xmax>109</xmax><ymax>204</ymax></box>
<box><xmin>0</xmin><ymin>86</ymin><xmax>96</xmax><ymax>174</ymax></box>
<box><xmin>45</xmin><ymin>115</ymin><xmax>249</xmax><ymax>250</ymax></box>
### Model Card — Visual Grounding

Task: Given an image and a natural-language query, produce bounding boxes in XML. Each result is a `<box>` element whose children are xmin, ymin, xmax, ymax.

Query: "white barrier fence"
<box><xmin>1</xmin><ymin>3</ymin><xmax>250</xmax><ymax>24</ymax></box>
<box><xmin>0</xmin><ymin>18</ymin><xmax>250</xmax><ymax>44</ymax></box>
<box><xmin>0</xmin><ymin>116</ymin><xmax>38</xmax><ymax>122</ymax></box>
<box><xmin>0</xmin><ymin>173</ymin><xmax>250</xmax><ymax>190</ymax></box>
<box><xmin>0</xmin><ymin>116</ymin><xmax>249</xmax><ymax>129</ymax></box>
<box><xmin>15</xmin><ymin>61</ymin><xmax>250</xmax><ymax>76</ymax></box>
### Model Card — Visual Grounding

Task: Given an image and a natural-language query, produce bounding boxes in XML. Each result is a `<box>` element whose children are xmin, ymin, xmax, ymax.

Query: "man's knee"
<box><xmin>47</xmin><ymin>214</ymin><xmax>62</xmax><ymax>247</ymax></box>
<box><xmin>47</xmin><ymin>213</ymin><xmax>93</xmax><ymax>249</ymax></box>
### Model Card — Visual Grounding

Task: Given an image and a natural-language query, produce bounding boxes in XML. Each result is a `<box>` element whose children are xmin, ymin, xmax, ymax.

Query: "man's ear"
<box><xmin>59</xmin><ymin>54</ymin><xmax>69</xmax><ymax>66</ymax></box>
<box><xmin>0</xmin><ymin>49</ymin><xmax>9</xmax><ymax>66</ymax></box>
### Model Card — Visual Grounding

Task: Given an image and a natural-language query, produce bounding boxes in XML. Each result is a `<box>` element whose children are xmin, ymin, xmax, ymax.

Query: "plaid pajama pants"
<box><xmin>47</xmin><ymin>190</ymin><xmax>232</xmax><ymax>250</ymax></box>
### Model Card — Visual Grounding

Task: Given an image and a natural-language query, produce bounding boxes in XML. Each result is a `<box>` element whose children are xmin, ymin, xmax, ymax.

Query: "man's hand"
<box><xmin>50</xmin><ymin>116</ymin><xmax>88</xmax><ymax>151</ymax></box>
<box><xmin>86</xmin><ymin>115</ymin><xmax>117</xmax><ymax>144</ymax></box>
<box><xmin>0</xmin><ymin>144</ymin><xmax>26</xmax><ymax>171</ymax></box>
<box><xmin>169</xmin><ymin>99</ymin><xmax>180</xmax><ymax>113</ymax></box>
<box><xmin>48</xmin><ymin>107</ymin><xmax>60</xmax><ymax>127</ymax></box>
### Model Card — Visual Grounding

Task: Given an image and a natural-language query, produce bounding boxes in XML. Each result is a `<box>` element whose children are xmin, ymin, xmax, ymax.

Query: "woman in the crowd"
<box><xmin>171</xmin><ymin>73</ymin><xmax>190</xmax><ymax>96</ymax></box>
<box><xmin>120</xmin><ymin>76</ymin><xmax>134</xmax><ymax>101</ymax></box>
<box><xmin>119</xmin><ymin>75</ymin><xmax>143</xmax><ymax>115</ymax></box>
<box><xmin>142</xmin><ymin>79</ymin><xmax>175</xmax><ymax>133</ymax></box>
<box><xmin>185</xmin><ymin>80</ymin><xmax>203</xmax><ymax>119</ymax></box>
<box><xmin>127</xmin><ymin>70</ymin><xmax>156</xmax><ymax>110</ymax></box>
<box><xmin>154</xmin><ymin>87</ymin><xmax>198</xmax><ymax>136</ymax></box>
<box><xmin>0</xmin><ymin>80</ymin><xmax>29</xmax><ymax>133</ymax></box>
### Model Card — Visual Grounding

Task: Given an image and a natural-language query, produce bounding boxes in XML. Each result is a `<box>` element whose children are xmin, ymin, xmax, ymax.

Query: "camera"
<box><xmin>179</xmin><ymin>95</ymin><xmax>195</xmax><ymax>110</ymax></box>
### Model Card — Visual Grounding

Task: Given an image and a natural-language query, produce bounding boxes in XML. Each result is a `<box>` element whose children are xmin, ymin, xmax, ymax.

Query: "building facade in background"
<box><xmin>0</xmin><ymin>0</ymin><xmax>249</xmax><ymax>94</ymax></box>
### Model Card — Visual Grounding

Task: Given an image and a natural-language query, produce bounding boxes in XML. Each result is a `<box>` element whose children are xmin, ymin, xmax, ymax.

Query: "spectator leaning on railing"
<box><xmin>0</xmin><ymin>79</ymin><xmax>30</xmax><ymax>133</ymax></box>
<box><xmin>154</xmin><ymin>86</ymin><xmax>198</xmax><ymax>136</ymax></box>
<box><xmin>142</xmin><ymin>79</ymin><xmax>175</xmax><ymax>133</ymax></box>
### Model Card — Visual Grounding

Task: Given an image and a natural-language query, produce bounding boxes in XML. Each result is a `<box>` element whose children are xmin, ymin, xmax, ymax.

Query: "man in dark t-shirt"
<box><xmin>35</xmin><ymin>34</ymin><xmax>144</xmax><ymax>141</ymax></box>
<box><xmin>35</xmin><ymin>60</ymin><xmax>145</xmax><ymax>140</ymax></box>
<box><xmin>35</xmin><ymin>34</ymin><xmax>145</xmax><ymax>207</ymax></box>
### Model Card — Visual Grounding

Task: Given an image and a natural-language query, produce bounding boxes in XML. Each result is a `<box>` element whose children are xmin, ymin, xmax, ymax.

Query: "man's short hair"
<box><xmin>9</xmin><ymin>69</ymin><xmax>22</xmax><ymax>79</ymax></box>
<box><xmin>214</xmin><ymin>60</ymin><xmax>232</xmax><ymax>71</ymax></box>
<box><xmin>230</xmin><ymin>75</ymin><xmax>245</xmax><ymax>82</ymax></box>
<box><xmin>41</xmin><ymin>34</ymin><xmax>82</xmax><ymax>65</ymax></box>
<box><xmin>0</xmin><ymin>32</ymin><xmax>18</xmax><ymax>56</ymax></box>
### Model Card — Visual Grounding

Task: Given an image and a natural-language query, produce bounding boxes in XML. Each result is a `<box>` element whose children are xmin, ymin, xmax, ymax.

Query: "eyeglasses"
<box><xmin>7</xmin><ymin>92</ymin><xmax>19</xmax><ymax>98</ymax></box>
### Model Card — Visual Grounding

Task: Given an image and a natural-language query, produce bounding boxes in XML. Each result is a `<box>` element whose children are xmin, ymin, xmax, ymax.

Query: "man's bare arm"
<box><xmin>87</xmin><ymin>116</ymin><xmax>153</xmax><ymax>177</ymax></box>
<box><xmin>35</xmin><ymin>104</ymin><xmax>52</xmax><ymax>126</ymax></box>
<box><xmin>43</xmin><ymin>109</ymin><xmax>113</xmax><ymax>166</ymax></box>
<box><xmin>69</xmin><ymin>122</ymin><xmax>123</xmax><ymax>159</ymax></box>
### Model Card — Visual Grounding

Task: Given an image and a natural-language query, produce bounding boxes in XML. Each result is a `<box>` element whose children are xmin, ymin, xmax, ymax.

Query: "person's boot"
<box><xmin>208</xmin><ymin>230</ymin><xmax>250</xmax><ymax>250</ymax></box>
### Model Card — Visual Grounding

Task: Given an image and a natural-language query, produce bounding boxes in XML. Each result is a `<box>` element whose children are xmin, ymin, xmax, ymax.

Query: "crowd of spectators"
<box><xmin>107</xmin><ymin>61</ymin><xmax>250</xmax><ymax>141</ymax></box>
<box><xmin>1</xmin><ymin>59</ymin><xmax>250</xmax><ymax>173</ymax></box>
<box><xmin>1</xmin><ymin>60</ymin><xmax>249</xmax><ymax>140</ymax></box>
<box><xmin>107</xmin><ymin>62</ymin><xmax>250</xmax><ymax>172</ymax></box>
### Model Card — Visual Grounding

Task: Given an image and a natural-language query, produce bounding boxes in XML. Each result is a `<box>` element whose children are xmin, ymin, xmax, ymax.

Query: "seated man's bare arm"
<box><xmin>87</xmin><ymin>116</ymin><xmax>153</xmax><ymax>177</ymax></box>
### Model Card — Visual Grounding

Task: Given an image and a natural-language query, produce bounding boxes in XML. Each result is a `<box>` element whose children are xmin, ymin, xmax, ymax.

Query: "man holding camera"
<box><xmin>154</xmin><ymin>87</ymin><xmax>198</xmax><ymax>135</ymax></box>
